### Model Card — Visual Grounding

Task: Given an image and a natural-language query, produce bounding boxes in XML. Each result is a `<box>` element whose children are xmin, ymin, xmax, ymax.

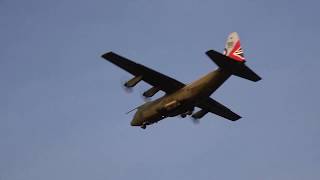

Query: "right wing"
<box><xmin>102</xmin><ymin>52</ymin><xmax>185</xmax><ymax>94</ymax></box>
<box><xmin>197</xmin><ymin>97</ymin><xmax>241</xmax><ymax>121</ymax></box>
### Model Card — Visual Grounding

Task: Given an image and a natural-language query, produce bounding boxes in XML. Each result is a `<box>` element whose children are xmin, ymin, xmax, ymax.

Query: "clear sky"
<box><xmin>1</xmin><ymin>0</ymin><xmax>320</xmax><ymax>179</ymax></box>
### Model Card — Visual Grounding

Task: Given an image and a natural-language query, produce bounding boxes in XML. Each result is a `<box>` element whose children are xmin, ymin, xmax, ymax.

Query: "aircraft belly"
<box><xmin>137</xmin><ymin>69</ymin><xmax>231</xmax><ymax>125</ymax></box>
<box><xmin>141</xmin><ymin>110</ymin><xmax>163</xmax><ymax>125</ymax></box>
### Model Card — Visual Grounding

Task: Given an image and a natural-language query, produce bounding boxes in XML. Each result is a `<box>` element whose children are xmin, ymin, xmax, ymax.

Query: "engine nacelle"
<box><xmin>192</xmin><ymin>109</ymin><xmax>209</xmax><ymax>119</ymax></box>
<box><xmin>124</xmin><ymin>75</ymin><xmax>143</xmax><ymax>88</ymax></box>
<box><xmin>143</xmin><ymin>87</ymin><xmax>160</xmax><ymax>98</ymax></box>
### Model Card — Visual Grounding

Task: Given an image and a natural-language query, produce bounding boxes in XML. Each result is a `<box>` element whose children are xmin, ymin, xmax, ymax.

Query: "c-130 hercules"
<box><xmin>102</xmin><ymin>32</ymin><xmax>261</xmax><ymax>129</ymax></box>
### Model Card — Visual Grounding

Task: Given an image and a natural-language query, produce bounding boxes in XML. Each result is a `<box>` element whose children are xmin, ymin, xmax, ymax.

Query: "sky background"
<box><xmin>1</xmin><ymin>0</ymin><xmax>320</xmax><ymax>179</ymax></box>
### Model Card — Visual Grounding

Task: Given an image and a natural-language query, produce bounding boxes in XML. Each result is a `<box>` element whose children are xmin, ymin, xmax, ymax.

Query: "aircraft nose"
<box><xmin>131</xmin><ymin>109</ymin><xmax>144</xmax><ymax>126</ymax></box>
<box><xmin>130</xmin><ymin>113</ymin><xmax>142</xmax><ymax>126</ymax></box>
<box><xmin>130</xmin><ymin>119</ymin><xmax>140</xmax><ymax>126</ymax></box>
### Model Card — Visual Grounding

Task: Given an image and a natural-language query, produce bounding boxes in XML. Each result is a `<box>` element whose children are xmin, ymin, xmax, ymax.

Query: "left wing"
<box><xmin>197</xmin><ymin>97</ymin><xmax>241</xmax><ymax>121</ymax></box>
<box><xmin>102</xmin><ymin>52</ymin><xmax>185</xmax><ymax>93</ymax></box>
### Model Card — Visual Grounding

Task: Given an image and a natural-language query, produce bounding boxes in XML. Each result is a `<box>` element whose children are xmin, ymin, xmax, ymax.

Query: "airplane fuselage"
<box><xmin>102</xmin><ymin>32</ymin><xmax>261</xmax><ymax>129</ymax></box>
<box><xmin>130</xmin><ymin>68</ymin><xmax>231</xmax><ymax>128</ymax></box>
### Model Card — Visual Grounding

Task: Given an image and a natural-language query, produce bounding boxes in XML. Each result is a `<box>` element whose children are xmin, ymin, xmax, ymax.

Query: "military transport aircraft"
<box><xmin>102</xmin><ymin>32</ymin><xmax>261</xmax><ymax>129</ymax></box>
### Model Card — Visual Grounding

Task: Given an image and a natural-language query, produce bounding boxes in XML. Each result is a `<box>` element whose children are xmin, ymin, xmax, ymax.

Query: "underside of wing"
<box><xmin>197</xmin><ymin>98</ymin><xmax>241</xmax><ymax>121</ymax></box>
<box><xmin>102</xmin><ymin>52</ymin><xmax>185</xmax><ymax>94</ymax></box>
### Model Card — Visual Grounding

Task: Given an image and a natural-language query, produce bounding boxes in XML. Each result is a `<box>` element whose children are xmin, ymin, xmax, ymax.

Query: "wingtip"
<box><xmin>102</xmin><ymin>51</ymin><xmax>118</xmax><ymax>60</ymax></box>
<box><xmin>232</xmin><ymin>116</ymin><xmax>242</xmax><ymax>121</ymax></box>
<box><xmin>253</xmin><ymin>76</ymin><xmax>262</xmax><ymax>82</ymax></box>
<box><xmin>205</xmin><ymin>49</ymin><xmax>214</xmax><ymax>55</ymax></box>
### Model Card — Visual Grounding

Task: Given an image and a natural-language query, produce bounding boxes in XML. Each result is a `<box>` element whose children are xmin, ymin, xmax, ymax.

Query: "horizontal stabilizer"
<box><xmin>206</xmin><ymin>50</ymin><xmax>261</xmax><ymax>82</ymax></box>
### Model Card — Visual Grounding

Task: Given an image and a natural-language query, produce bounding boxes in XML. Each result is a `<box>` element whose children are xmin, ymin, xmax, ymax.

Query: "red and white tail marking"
<box><xmin>224</xmin><ymin>32</ymin><xmax>246</xmax><ymax>62</ymax></box>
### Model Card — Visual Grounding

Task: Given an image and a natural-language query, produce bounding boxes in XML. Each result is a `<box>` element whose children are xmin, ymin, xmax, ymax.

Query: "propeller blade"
<box><xmin>191</xmin><ymin>117</ymin><xmax>200</xmax><ymax>124</ymax></box>
<box><xmin>120</xmin><ymin>77</ymin><xmax>133</xmax><ymax>93</ymax></box>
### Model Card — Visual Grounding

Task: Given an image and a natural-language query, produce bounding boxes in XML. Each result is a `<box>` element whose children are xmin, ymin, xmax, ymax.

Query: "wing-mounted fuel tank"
<box><xmin>124</xmin><ymin>75</ymin><xmax>143</xmax><ymax>88</ymax></box>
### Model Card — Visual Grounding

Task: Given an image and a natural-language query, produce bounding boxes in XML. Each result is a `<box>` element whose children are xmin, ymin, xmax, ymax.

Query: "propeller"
<box><xmin>190</xmin><ymin>109</ymin><xmax>208</xmax><ymax>124</ymax></box>
<box><xmin>138</xmin><ymin>87</ymin><xmax>152</xmax><ymax>102</ymax></box>
<box><xmin>191</xmin><ymin>116</ymin><xmax>200</xmax><ymax>125</ymax></box>
<box><xmin>120</xmin><ymin>76</ymin><xmax>133</xmax><ymax>93</ymax></box>
<box><xmin>141</xmin><ymin>94</ymin><xmax>152</xmax><ymax>102</ymax></box>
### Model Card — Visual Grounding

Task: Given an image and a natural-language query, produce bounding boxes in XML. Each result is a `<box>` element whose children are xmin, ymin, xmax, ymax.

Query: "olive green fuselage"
<box><xmin>130</xmin><ymin>68</ymin><xmax>231</xmax><ymax>127</ymax></box>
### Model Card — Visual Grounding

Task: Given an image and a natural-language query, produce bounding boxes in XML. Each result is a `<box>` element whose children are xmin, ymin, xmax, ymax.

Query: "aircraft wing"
<box><xmin>102</xmin><ymin>52</ymin><xmax>185</xmax><ymax>93</ymax></box>
<box><xmin>197</xmin><ymin>97</ymin><xmax>241</xmax><ymax>121</ymax></box>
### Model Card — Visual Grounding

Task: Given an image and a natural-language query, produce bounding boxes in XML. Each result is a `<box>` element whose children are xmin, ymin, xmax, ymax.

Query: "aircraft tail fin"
<box><xmin>206</xmin><ymin>32</ymin><xmax>261</xmax><ymax>82</ymax></box>
<box><xmin>223</xmin><ymin>32</ymin><xmax>246</xmax><ymax>62</ymax></box>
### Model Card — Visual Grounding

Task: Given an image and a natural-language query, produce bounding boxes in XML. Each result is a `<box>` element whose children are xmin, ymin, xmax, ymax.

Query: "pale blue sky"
<box><xmin>1</xmin><ymin>0</ymin><xmax>320</xmax><ymax>179</ymax></box>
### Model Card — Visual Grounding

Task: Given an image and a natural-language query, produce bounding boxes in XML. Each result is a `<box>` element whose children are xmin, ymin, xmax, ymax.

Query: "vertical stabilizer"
<box><xmin>223</xmin><ymin>32</ymin><xmax>245</xmax><ymax>62</ymax></box>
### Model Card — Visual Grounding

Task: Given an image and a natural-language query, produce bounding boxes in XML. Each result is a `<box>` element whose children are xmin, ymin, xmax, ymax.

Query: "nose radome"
<box><xmin>131</xmin><ymin>109</ymin><xmax>144</xmax><ymax>126</ymax></box>
<box><xmin>130</xmin><ymin>118</ymin><xmax>141</xmax><ymax>126</ymax></box>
